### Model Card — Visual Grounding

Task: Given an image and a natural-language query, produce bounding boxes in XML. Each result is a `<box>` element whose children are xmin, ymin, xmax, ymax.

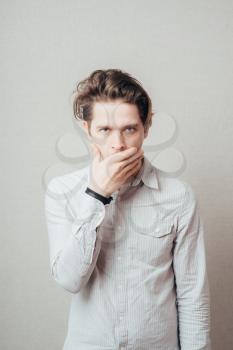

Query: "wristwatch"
<box><xmin>85</xmin><ymin>187</ymin><xmax>113</xmax><ymax>205</ymax></box>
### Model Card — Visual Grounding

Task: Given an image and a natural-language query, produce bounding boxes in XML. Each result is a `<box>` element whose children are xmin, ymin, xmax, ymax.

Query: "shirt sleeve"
<box><xmin>173</xmin><ymin>183</ymin><xmax>211</xmax><ymax>350</ymax></box>
<box><xmin>44</xmin><ymin>176</ymin><xmax>106</xmax><ymax>294</ymax></box>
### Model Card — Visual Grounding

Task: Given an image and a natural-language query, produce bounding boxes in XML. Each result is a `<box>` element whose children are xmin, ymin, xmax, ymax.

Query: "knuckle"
<box><xmin>118</xmin><ymin>163</ymin><xmax>124</xmax><ymax>171</ymax></box>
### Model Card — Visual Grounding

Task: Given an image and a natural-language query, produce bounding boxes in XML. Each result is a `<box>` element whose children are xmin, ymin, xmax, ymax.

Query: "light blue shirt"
<box><xmin>44</xmin><ymin>156</ymin><xmax>211</xmax><ymax>350</ymax></box>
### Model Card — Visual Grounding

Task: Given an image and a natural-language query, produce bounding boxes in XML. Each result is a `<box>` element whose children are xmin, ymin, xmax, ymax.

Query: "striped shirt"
<box><xmin>44</xmin><ymin>155</ymin><xmax>211</xmax><ymax>350</ymax></box>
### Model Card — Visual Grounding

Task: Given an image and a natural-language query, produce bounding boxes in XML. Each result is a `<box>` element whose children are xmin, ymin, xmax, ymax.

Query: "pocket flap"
<box><xmin>153</xmin><ymin>223</ymin><xmax>174</xmax><ymax>237</ymax></box>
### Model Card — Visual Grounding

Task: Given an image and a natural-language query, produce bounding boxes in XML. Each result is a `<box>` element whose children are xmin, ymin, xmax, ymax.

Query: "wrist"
<box><xmin>87</xmin><ymin>184</ymin><xmax>111</xmax><ymax>198</ymax></box>
<box><xmin>85</xmin><ymin>187</ymin><xmax>113</xmax><ymax>205</ymax></box>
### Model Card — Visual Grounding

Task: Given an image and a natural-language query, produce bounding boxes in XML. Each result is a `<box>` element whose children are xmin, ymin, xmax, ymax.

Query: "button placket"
<box><xmin>114</xmin><ymin>248</ymin><xmax>128</xmax><ymax>345</ymax></box>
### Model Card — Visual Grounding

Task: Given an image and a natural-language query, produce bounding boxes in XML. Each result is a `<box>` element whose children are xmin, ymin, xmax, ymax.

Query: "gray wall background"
<box><xmin>1</xmin><ymin>1</ymin><xmax>232</xmax><ymax>349</ymax></box>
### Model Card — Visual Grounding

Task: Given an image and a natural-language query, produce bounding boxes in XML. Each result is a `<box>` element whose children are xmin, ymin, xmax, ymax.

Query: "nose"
<box><xmin>111</xmin><ymin>132</ymin><xmax>126</xmax><ymax>152</ymax></box>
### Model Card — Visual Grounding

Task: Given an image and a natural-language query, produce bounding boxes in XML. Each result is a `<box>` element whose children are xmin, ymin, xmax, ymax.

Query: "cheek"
<box><xmin>126</xmin><ymin>133</ymin><xmax>144</xmax><ymax>147</ymax></box>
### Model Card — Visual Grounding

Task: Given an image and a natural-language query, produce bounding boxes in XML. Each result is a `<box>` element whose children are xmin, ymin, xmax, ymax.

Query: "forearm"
<box><xmin>176</xmin><ymin>280</ymin><xmax>211</xmax><ymax>349</ymax></box>
<box><xmin>174</xmin><ymin>183</ymin><xmax>212</xmax><ymax>349</ymax></box>
<box><xmin>50</xmin><ymin>223</ymin><xmax>102</xmax><ymax>293</ymax></box>
<box><xmin>45</xmin><ymin>177</ymin><xmax>107</xmax><ymax>294</ymax></box>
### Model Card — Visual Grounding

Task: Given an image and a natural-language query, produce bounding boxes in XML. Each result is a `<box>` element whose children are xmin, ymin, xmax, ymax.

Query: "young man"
<box><xmin>44</xmin><ymin>69</ymin><xmax>211</xmax><ymax>350</ymax></box>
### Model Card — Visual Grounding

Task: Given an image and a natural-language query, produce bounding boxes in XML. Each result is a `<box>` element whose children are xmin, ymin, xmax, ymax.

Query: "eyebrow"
<box><xmin>96</xmin><ymin>123</ymin><xmax>139</xmax><ymax>130</ymax></box>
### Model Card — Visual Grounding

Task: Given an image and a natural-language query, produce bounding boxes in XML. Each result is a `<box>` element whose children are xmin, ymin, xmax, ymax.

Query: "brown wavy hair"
<box><xmin>72</xmin><ymin>68</ymin><xmax>154</xmax><ymax>135</ymax></box>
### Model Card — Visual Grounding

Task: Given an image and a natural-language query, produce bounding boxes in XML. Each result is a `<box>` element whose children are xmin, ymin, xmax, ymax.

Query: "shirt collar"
<box><xmin>128</xmin><ymin>155</ymin><xmax>159</xmax><ymax>190</ymax></box>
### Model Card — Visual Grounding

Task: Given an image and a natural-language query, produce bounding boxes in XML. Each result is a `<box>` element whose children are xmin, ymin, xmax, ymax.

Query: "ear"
<box><xmin>82</xmin><ymin>121</ymin><xmax>92</xmax><ymax>138</ymax></box>
<box><xmin>82</xmin><ymin>121</ymin><xmax>88</xmax><ymax>133</ymax></box>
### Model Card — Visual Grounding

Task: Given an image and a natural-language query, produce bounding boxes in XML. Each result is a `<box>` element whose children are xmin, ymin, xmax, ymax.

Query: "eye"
<box><xmin>99</xmin><ymin>127</ymin><xmax>136</xmax><ymax>134</ymax></box>
<box><xmin>99</xmin><ymin>128</ymin><xmax>109</xmax><ymax>133</ymax></box>
<box><xmin>125</xmin><ymin>127</ymin><xmax>136</xmax><ymax>133</ymax></box>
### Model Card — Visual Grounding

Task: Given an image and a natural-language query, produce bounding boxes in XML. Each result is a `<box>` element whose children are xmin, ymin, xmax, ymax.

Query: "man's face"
<box><xmin>82</xmin><ymin>99</ymin><xmax>148</xmax><ymax>160</ymax></box>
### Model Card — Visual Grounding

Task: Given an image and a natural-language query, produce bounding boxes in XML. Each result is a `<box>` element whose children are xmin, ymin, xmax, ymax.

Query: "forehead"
<box><xmin>91</xmin><ymin>100</ymin><xmax>140</xmax><ymax>127</ymax></box>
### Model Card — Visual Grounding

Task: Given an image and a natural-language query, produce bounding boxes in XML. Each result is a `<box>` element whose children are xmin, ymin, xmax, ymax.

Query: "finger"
<box><xmin>120</xmin><ymin>157</ymin><xmax>142</xmax><ymax>176</ymax></box>
<box><xmin>125</xmin><ymin>163</ymin><xmax>142</xmax><ymax>181</ymax></box>
<box><xmin>123</xmin><ymin>160</ymin><xmax>142</xmax><ymax>181</ymax></box>
<box><xmin>108</xmin><ymin>147</ymin><xmax>138</xmax><ymax>163</ymax></box>
<box><xmin>118</xmin><ymin>149</ymin><xmax>144</xmax><ymax>170</ymax></box>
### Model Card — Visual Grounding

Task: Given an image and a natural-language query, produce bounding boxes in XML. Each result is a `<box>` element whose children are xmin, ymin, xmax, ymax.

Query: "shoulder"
<box><xmin>154</xmin><ymin>166</ymin><xmax>197</xmax><ymax>210</ymax></box>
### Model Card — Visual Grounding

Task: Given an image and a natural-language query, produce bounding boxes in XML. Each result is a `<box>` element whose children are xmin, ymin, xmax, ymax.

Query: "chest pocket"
<box><xmin>131</xmin><ymin>222</ymin><xmax>175</xmax><ymax>265</ymax></box>
<box><xmin>129</xmin><ymin>215</ymin><xmax>174</xmax><ymax>238</ymax></box>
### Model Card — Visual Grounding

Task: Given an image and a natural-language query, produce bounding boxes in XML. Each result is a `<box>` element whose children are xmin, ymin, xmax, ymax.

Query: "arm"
<box><xmin>173</xmin><ymin>183</ymin><xmax>211</xmax><ymax>350</ymax></box>
<box><xmin>44</xmin><ymin>176</ymin><xmax>106</xmax><ymax>294</ymax></box>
